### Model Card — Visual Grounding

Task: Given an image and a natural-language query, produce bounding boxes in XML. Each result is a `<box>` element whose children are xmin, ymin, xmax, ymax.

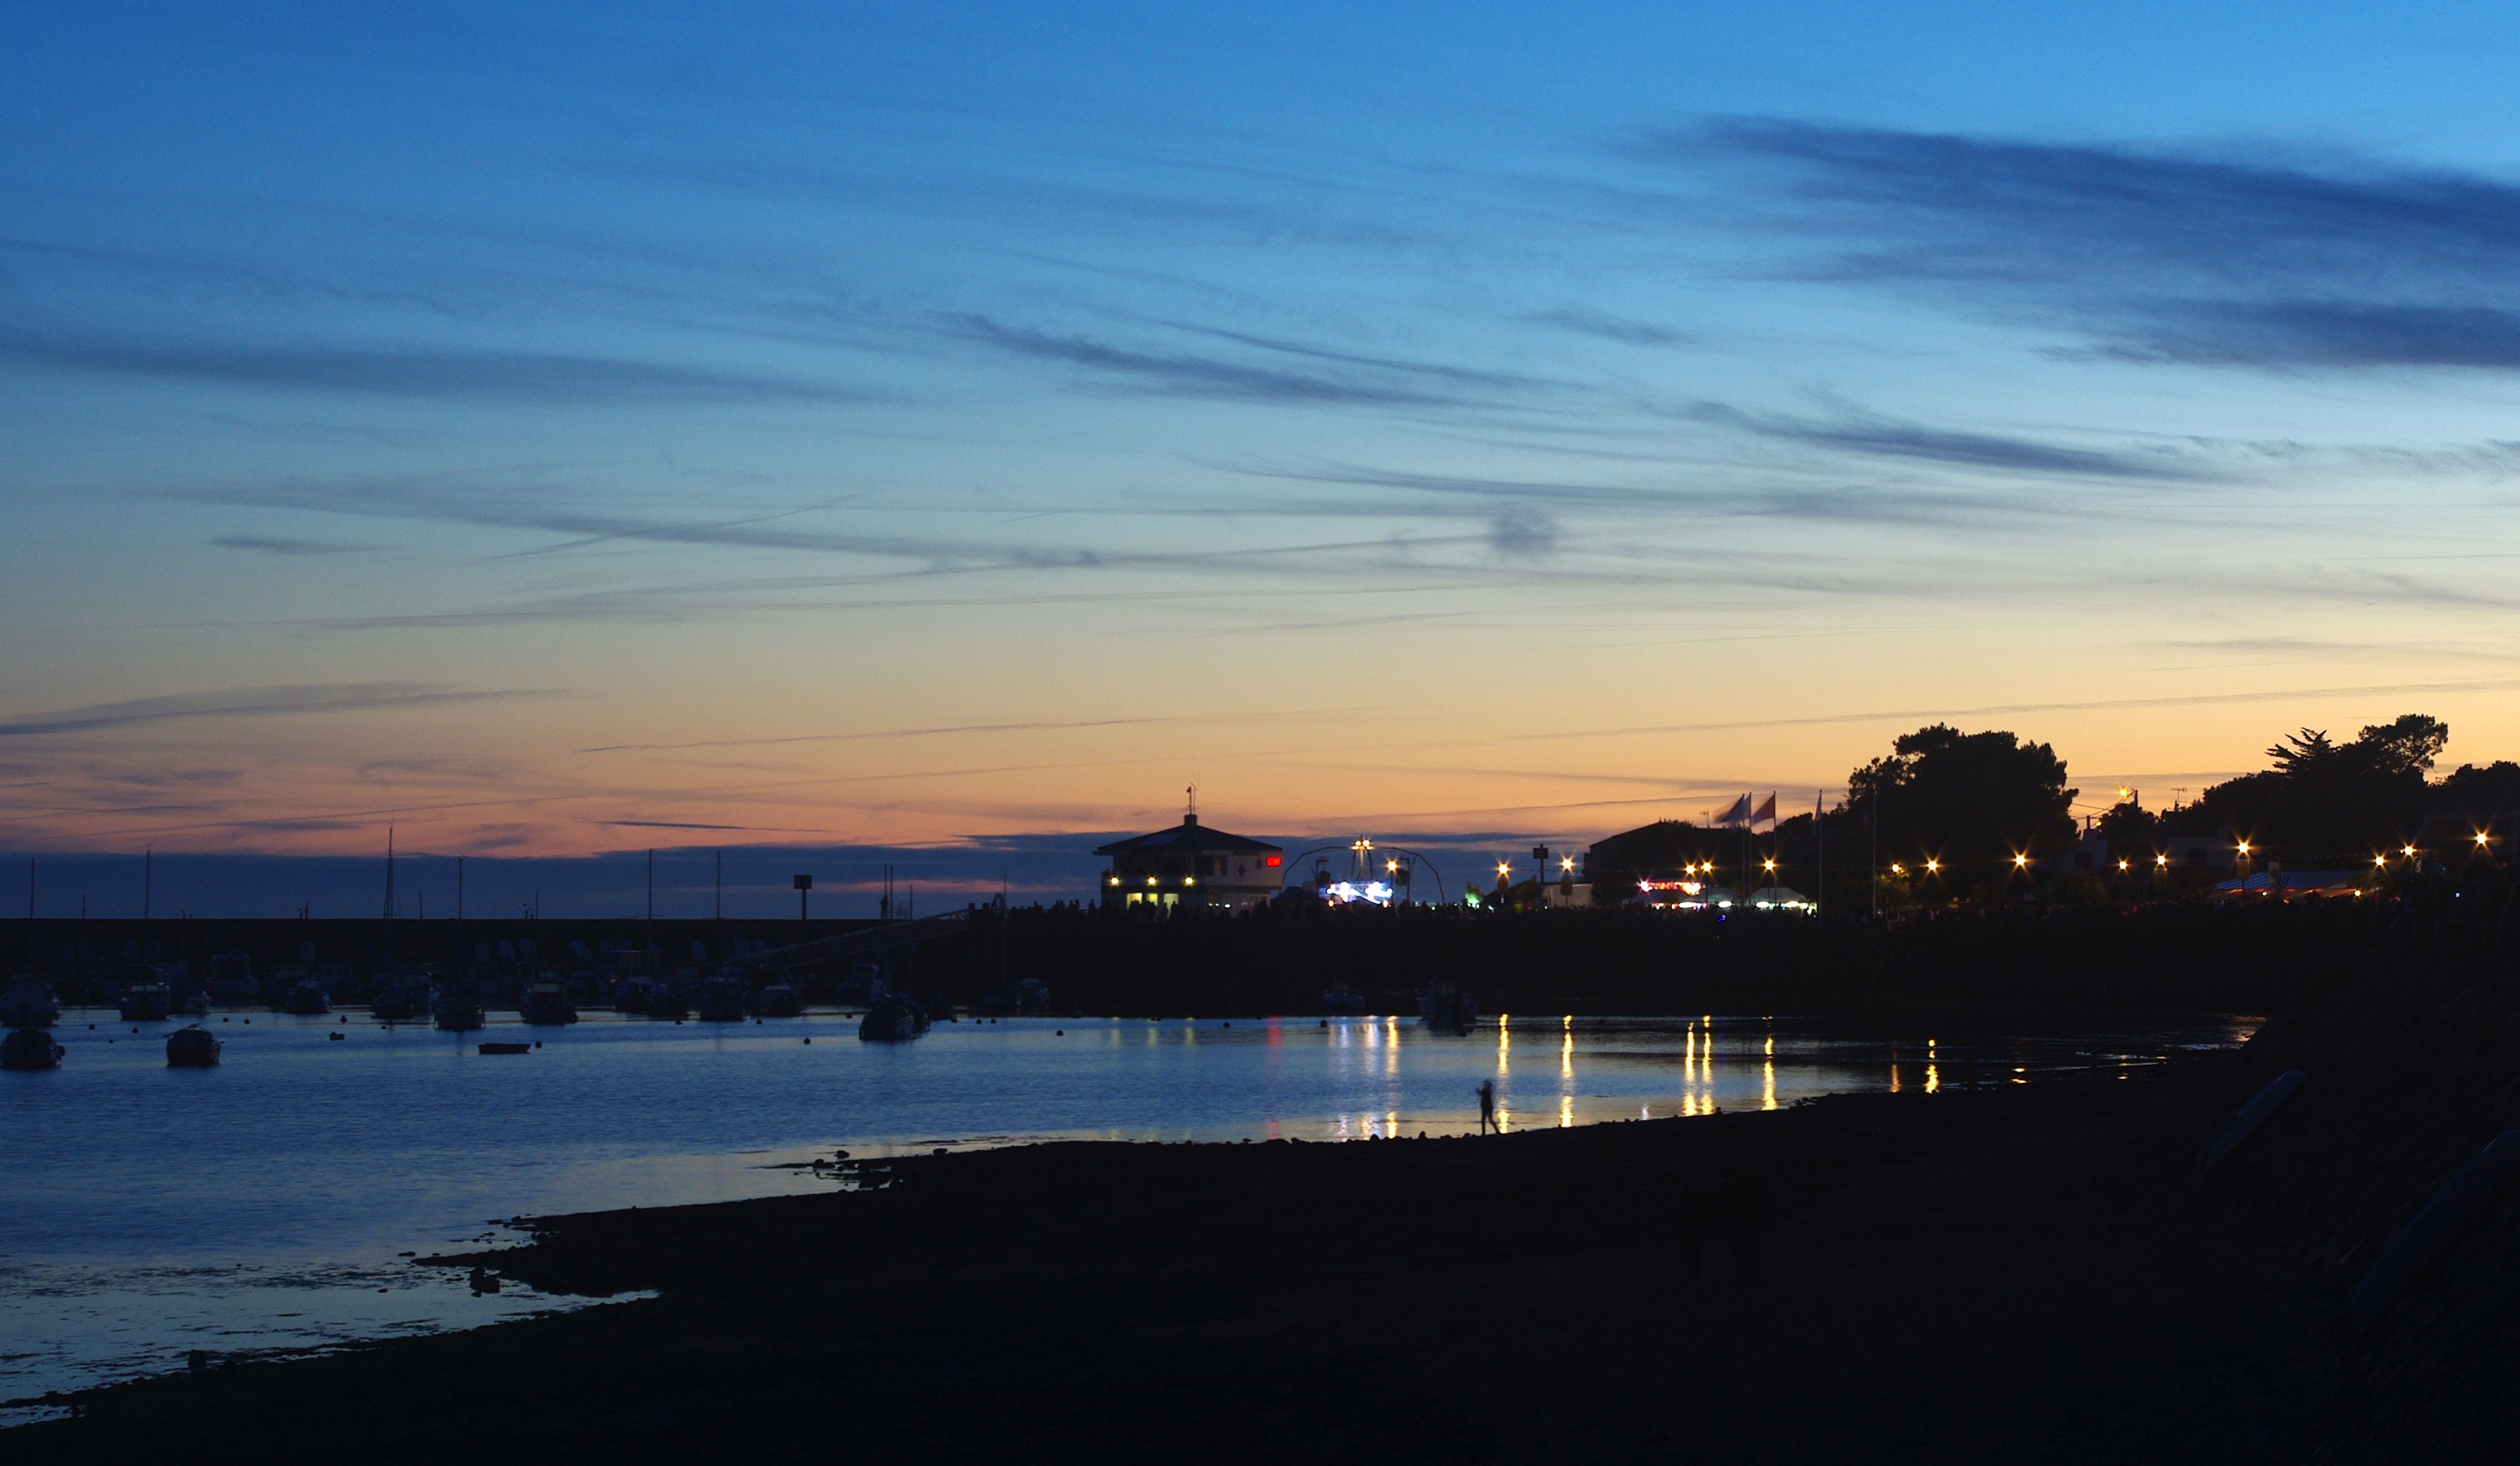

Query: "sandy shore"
<box><xmin>13</xmin><ymin>1069</ymin><xmax>2351</xmax><ymax>1464</ymax></box>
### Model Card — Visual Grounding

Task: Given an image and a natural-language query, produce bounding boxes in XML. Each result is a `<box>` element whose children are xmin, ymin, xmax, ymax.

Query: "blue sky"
<box><xmin>9</xmin><ymin>3</ymin><xmax>2520</xmax><ymax>908</ymax></box>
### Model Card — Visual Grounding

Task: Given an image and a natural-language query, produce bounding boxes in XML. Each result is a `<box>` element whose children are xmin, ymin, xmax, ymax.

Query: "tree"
<box><xmin>2202</xmin><ymin>713</ymin><xmax>2446</xmax><ymax>860</ymax></box>
<box><xmin>1844</xmin><ymin>725</ymin><xmax>2076</xmax><ymax>882</ymax></box>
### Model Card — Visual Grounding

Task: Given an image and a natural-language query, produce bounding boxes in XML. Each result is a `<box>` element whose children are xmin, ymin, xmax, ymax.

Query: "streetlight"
<box><xmin>1925</xmin><ymin>859</ymin><xmax>1941</xmax><ymax>875</ymax></box>
<box><xmin>2012</xmin><ymin>854</ymin><xmax>2029</xmax><ymax>869</ymax></box>
<box><xmin>1889</xmin><ymin>862</ymin><xmax>1905</xmax><ymax>875</ymax></box>
<box><xmin>2117</xmin><ymin>859</ymin><xmax>2129</xmax><ymax>872</ymax></box>
<box><xmin>2402</xmin><ymin>844</ymin><xmax>2418</xmax><ymax>858</ymax></box>
<box><xmin>2155</xmin><ymin>854</ymin><xmax>2168</xmax><ymax>868</ymax></box>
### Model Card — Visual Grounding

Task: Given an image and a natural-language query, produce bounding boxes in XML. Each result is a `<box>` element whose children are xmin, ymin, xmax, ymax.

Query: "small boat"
<box><xmin>0</xmin><ymin>977</ymin><xmax>62</xmax><ymax>1030</ymax></box>
<box><xmin>1</xmin><ymin>1028</ymin><xmax>65</xmax><ymax>1069</ymax></box>
<box><xmin>166</xmin><ymin>1024</ymin><xmax>221</xmax><ymax>1067</ymax></box>
<box><xmin>695</xmin><ymin>975</ymin><xmax>749</xmax><ymax>1022</ymax></box>
<box><xmin>518</xmin><ymin>977</ymin><xmax>578</xmax><ymax>1026</ymax></box>
<box><xmin>1415</xmin><ymin>981</ymin><xmax>1478</xmax><ymax>1035</ymax></box>
<box><xmin>205</xmin><ymin>952</ymin><xmax>258</xmax><ymax>1006</ymax></box>
<box><xmin>749</xmin><ymin>982</ymin><xmax>803</xmax><ymax>1018</ymax></box>
<box><xmin>369</xmin><ymin>977</ymin><xmax>429</xmax><ymax>1022</ymax></box>
<box><xmin>432</xmin><ymin>985</ymin><xmax>486</xmax><ymax>1033</ymax></box>
<box><xmin>477</xmin><ymin>1041</ymin><xmax>532</xmax><ymax>1055</ymax></box>
<box><xmin>166</xmin><ymin>974</ymin><xmax>210</xmax><ymax>1015</ymax></box>
<box><xmin>1320</xmin><ymin>983</ymin><xmax>1369</xmax><ymax>1016</ymax></box>
<box><xmin>642</xmin><ymin>978</ymin><xmax>689</xmax><ymax>1021</ymax></box>
<box><xmin>858</xmin><ymin>994</ymin><xmax>928</xmax><ymax>1042</ymax></box>
<box><xmin>118</xmin><ymin>982</ymin><xmax>173</xmax><ymax>1022</ymax></box>
<box><xmin>279</xmin><ymin>980</ymin><xmax>331</xmax><ymax>1016</ymax></box>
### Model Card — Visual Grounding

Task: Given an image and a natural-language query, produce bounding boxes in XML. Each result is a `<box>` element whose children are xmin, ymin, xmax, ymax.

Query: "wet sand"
<box><xmin>11</xmin><ymin>1073</ymin><xmax>2342</xmax><ymax>1464</ymax></box>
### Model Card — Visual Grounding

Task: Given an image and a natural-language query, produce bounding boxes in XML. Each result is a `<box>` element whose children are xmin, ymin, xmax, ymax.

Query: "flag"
<box><xmin>1711</xmin><ymin>793</ymin><xmax>1751</xmax><ymax>828</ymax></box>
<box><xmin>1751</xmin><ymin>793</ymin><xmax>1777</xmax><ymax>827</ymax></box>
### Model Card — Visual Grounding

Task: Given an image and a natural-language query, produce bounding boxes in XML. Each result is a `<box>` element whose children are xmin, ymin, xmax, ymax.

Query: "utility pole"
<box><xmin>715</xmin><ymin>849</ymin><xmax>723</xmax><ymax>922</ymax></box>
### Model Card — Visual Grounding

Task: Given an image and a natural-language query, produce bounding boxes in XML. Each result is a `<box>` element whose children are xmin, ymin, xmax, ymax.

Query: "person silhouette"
<box><xmin>1477</xmin><ymin>1080</ymin><xmax>1498</xmax><ymax>1134</ymax></box>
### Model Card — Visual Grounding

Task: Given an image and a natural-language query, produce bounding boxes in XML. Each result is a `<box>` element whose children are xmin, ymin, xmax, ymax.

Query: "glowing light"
<box><xmin>1925</xmin><ymin>859</ymin><xmax>1940</xmax><ymax>873</ymax></box>
<box><xmin>2012</xmin><ymin>854</ymin><xmax>2029</xmax><ymax>868</ymax></box>
<box><xmin>1762</xmin><ymin>858</ymin><xmax>1776</xmax><ymax>873</ymax></box>
<box><xmin>2155</xmin><ymin>854</ymin><xmax>2168</xmax><ymax>867</ymax></box>
<box><xmin>1183</xmin><ymin>876</ymin><xmax>1195</xmax><ymax>886</ymax></box>
<box><xmin>1889</xmin><ymin>862</ymin><xmax>1905</xmax><ymax>874</ymax></box>
<box><xmin>2117</xmin><ymin>859</ymin><xmax>2129</xmax><ymax>871</ymax></box>
<box><xmin>1107</xmin><ymin>876</ymin><xmax>1119</xmax><ymax>886</ymax></box>
<box><xmin>1146</xmin><ymin>876</ymin><xmax>1158</xmax><ymax>886</ymax></box>
<box><xmin>2403</xmin><ymin>844</ymin><xmax>2418</xmax><ymax>857</ymax></box>
<box><xmin>1561</xmin><ymin>856</ymin><xmax>1575</xmax><ymax>873</ymax></box>
<box><xmin>2236</xmin><ymin>840</ymin><xmax>2251</xmax><ymax>856</ymax></box>
<box><xmin>1387</xmin><ymin>859</ymin><xmax>1400</xmax><ymax>873</ymax></box>
<box><xmin>2375</xmin><ymin>855</ymin><xmax>2387</xmax><ymax>868</ymax></box>
<box><xmin>2477</xmin><ymin>832</ymin><xmax>2492</xmax><ymax>847</ymax></box>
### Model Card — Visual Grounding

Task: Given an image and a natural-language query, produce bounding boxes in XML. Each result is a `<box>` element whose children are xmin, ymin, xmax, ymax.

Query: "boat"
<box><xmin>369</xmin><ymin>973</ymin><xmax>431</xmax><ymax>1022</ymax></box>
<box><xmin>117</xmin><ymin>981</ymin><xmax>172</xmax><ymax>1022</ymax></box>
<box><xmin>1415</xmin><ymin>981</ymin><xmax>1479</xmax><ymax>1035</ymax></box>
<box><xmin>695</xmin><ymin>975</ymin><xmax>749</xmax><ymax>1022</ymax></box>
<box><xmin>279</xmin><ymin>980</ymin><xmax>331</xmax><ymax>1016</ymax></box>
<box><xmin>749</xmin><ymin>982</ymin><xmax>803</xmax><ymax>1018</ymax></box>
<box><xmin>166</xmin><ymin>971</ymin><xmax>210</xmax><ymax>1014</ymax></box>
<box><xmin>432</xmin><ymin>984</ymin><xmax>486</xmax><ymax>1033</ymax></box>
<box><xmin>858</xmin><ymin>994</ymin><xmax>928</xmax><ymax>1041</ymax></box>
<box><xmin>1320</xmin><ymin>983</ymin><xmax>1369</xmax><ymax>1016</ymax></box>
<box><xmin>205</xmin><ymin>952</ymin><xmax>258</xmax><ymax>1006</ymax></box>
<box><xmin>644</xmin><ymin>982</ymin><xmax>689</xmax><ymax>1021</ymax></box>
<box><xmin>0</xmin><ymin>977</ymin><xmax>62</xmax><ymax>1029</ymax></box>
<box><xmin>518</xmin><ymin>977</ymin><xmax>578</xmax><ymax>1025</ymax></box>
<box><xmin>477</xmin><ymin>1041</ymin><xmax>532</xmax><ymax>1055</ymax></box>
<box><xmin>612</xmin><ymin>976</ymin><xmax>651</xmax><ymax>1013</ymax></box>
<box><xmin>165</xmin><ymin>1024</ymin><xmax>222</xmax><ymax>1067</ymax></box>
<box><xmin>1</xmin><ymin>1028</ymin><xmax>64</xmax><ymax>1069</ymax></box>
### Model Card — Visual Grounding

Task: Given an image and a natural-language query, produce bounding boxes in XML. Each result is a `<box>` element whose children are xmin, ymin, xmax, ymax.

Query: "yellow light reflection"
<box><xmin>1925</xmin><ymin>1064</ymin><xmax>1939</xmax><ymax>1094</ymax></box>
<box><xmin>1888</xmin><ymin>1062</ymin><xmax>1900</xmax><ymax>1094</ymax></box>
<box><xmin>1762</xmin><ymin>1056</ymin><xmax>1776</xmax><ymax>1111</ymax></box>
<box><xmin>1559</xmin><ymin>1095</ymin><xmax>1573</xmax><ymax>1128</ymax></box>
<box><xmin>1561</xmin><ymin>1025</ymin><xmax>1573</xmax><ymax>1080</ymax></box>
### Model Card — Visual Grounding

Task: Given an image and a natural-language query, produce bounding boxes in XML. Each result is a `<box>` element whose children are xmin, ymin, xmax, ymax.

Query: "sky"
<box><xmin>10</xmin><ymin>2</ymin><xmax>2520</xmax><ymax>911</ymax></box>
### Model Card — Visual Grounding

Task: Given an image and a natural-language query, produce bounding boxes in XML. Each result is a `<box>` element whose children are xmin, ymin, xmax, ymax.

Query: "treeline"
<box><xmin>1586</xmin><ymin>711</ymin><xmax>2520</xmax><ymax>901</ymax></box>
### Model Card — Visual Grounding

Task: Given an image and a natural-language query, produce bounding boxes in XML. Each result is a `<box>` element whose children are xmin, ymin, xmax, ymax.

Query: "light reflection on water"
<box><xmin>1</xmin><ymin>1007</ymin><xmax>2250</xmax><ymax>1405</ymax></box>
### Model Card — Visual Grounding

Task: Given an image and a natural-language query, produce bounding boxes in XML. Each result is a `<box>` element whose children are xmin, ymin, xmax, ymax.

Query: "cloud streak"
<box><xmin>1656</xmin><ymin>119</ymin><xmax>2520</xmax><ymax>369</ymax></box>
<box><xmin>0</xmin><ymin>329</ymin><xmax>875</xmax><ymax>405</ymax></box>
<box><xmin>0</xmin><ymin>683</ymin><xmax>554</xmax><ymax>738</ymax></box>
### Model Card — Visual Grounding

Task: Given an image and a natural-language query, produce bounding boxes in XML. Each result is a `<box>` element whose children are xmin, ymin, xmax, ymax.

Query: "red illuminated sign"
<box><xmin>1264</xmin><ymin>856</ymin><xmax>1281</xmax><ymax>868</ymax></box>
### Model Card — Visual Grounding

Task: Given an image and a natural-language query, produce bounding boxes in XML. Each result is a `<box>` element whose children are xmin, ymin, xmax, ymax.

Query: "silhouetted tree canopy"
<box><xmin>1844</xmin><ymin>725</ymin><xmax>2075</xmax><ymax>876</ymax></box>
<box><xmin>2201</xmin><ymin>713</ymin><xmax>2447</xmax><ymax>859</ymax></box>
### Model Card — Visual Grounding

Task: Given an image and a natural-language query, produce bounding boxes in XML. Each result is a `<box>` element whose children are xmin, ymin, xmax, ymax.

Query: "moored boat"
<box><xmin>1415</xmin><ymin>981</ymin><xmax>1478</xmax><ymax>1035</ymax></box>
<box><xmin>1321</xmin><ymin>983</ymin><xmax>1369</xmax><ymax>1016</ymax></box>
<box><xmin>432</xmin><ymin>984</ymin><xmax>486</xmax><ymax>1033</ymax></box>
<box><xmin>695</xmin><ymin>975</ymin><xmax>749</xmax><ymax>1022</ymax></box>
<box><xmin>205</xmin><ymin>952</ymin><xmax>257</xmax><ymax>1006</ymax></box>
<box><xmin>749</xmin><ymin>982</ymin><xmax>803</xmax><ymax>1018</ymax></box>
<box><xmin>2</xmin><ymin>1028</ymin><xmax>64</xmax><ymax>1069</ymax></box>
<box><xmin>117</xmin><ymin>981</ymin><xmax>172</xmax><ymax>1022</ymax></box>
<box><xmin>279</xmin><ymin>980</ymin><xmax>331</xmax><ymax>1016</ymax></box>
<box><xmin>858</xmin><ymin>994</ymin><xmax>928</xmax><ymax>1041</ymax></box>
<box><xmin>1</xmin><ymin>977</ymin><xmax>62</xmax><ymax>1030</ymax></box>
<box><xmin>518</xmin><ymin>977</ymin><xmax>577</xmax><ymax>1025</ymax></box>
<box><xmin>166</xmin><ymin>1024</ymin><xmax>221</xmax><ymax>1067</ymax></box>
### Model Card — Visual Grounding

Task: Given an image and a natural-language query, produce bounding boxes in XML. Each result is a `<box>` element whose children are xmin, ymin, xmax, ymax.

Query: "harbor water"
<box><xmin>1</xmin><ymin>1006</ymin><xmax>2250</xmax><ymax>1414</ymax></box>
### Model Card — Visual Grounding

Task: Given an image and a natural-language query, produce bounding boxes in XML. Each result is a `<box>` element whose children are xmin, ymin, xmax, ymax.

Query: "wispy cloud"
<box><xmin>0</xmin><ymin>329</ymin><xmax>875</xmax><ymax>405</ymax></box>
<box><xmin>1679</xmin><ymin>401</ymin><xmax>2207</xmax><ymax>480</ymax></box>
<box><xmin>1522</xmin><ymin>307</ymin><xmax>1691</xmax><ymax>346</ymax></box>
<box><xmin>1652</xmin><ymin>118</ymin><xmax>2520</xmax><ymax>370</ymax></box>
<box><xmin>0</xmin><ymin>683</ymin><xmax>554</xmax><ymax>738</ymax></box>
<box><xmin>209</xmin><ymin>534</ymin><xmax>377</xmax><ymax>556</ymax></box>
<box><xmin>939</xmin><ymin>313</ymin><xmax>1491</xmax><ymax>406</ymax></box>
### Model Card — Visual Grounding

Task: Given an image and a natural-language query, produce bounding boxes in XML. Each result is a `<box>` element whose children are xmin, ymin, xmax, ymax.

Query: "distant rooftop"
<box><xmin>1092</xmin><ymin>814</ymin><xmax>1282</xmax><ymax>858</ymax></box>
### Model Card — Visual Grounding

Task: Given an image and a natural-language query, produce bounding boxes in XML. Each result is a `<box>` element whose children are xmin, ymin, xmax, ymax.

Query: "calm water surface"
<box><xmin>2</xmin><ymin>1006</ymin><xmax>2250</xmax><ymax>1411</ymax></box>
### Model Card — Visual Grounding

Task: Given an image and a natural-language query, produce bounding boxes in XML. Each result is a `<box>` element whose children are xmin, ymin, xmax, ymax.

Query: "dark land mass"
<box><xmin>18</xmin><ymin>930</ymin><xmax>2518</xmax><ymax>1462</ymax></box>
<box><xmin>23</xmin><ymin>900</ymin><xmax>2414</xmax><ymax>1018</ymax></box>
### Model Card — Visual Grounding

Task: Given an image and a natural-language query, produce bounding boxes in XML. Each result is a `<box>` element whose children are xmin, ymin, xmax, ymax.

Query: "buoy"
<box><xmin>802</xmin><ymin>1037</ymin><xmax>811</xmax><ymax>1044</ymax></box>
<box><xmin>1055</xmin><ymin>1029</ymin><xmax>1064</xmax><ymax>1036</ymax></box>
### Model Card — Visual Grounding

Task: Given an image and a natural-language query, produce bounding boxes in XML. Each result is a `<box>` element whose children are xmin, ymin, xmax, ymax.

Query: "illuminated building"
<box><xmin>1094</xmin><ymin>811</ymin><xmax>1285</xmax><ymax>912</ymax></box>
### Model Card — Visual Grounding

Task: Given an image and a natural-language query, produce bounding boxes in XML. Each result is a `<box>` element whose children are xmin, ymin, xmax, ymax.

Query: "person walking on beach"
<box><xmin>1477</xmin><ymin>1080</ymin><xmax>1497</xmax><ymax>1134</ymax></box>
